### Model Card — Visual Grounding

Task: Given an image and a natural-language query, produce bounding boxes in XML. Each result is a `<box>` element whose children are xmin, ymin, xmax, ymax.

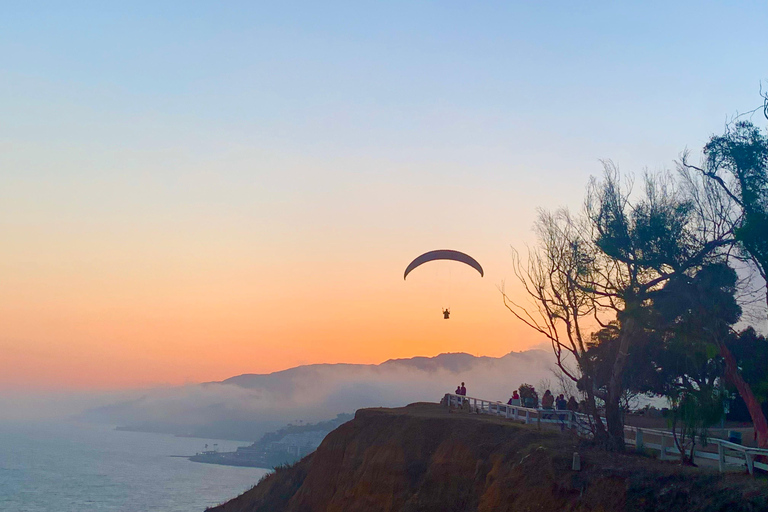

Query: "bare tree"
<box><xmin>503</xmin><ymin>208</ymin><xmax>607</xmax><ymax>440</ymax></box>
<box><xmin>551</xmin><ymin>363</ymin><xmax>580</xmax><ymax>401</ymax></box>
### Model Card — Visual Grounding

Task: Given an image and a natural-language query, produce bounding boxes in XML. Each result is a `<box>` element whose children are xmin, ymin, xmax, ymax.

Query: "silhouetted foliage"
<box><xmin>582</xmin><ymin>168</ymin><xmax>730</xmax><ymax>449</ymax></box>
<box><xmin>583</xmin><ymin>263</ymin><xmax>740</xmax><ymax>462</ymax></box>
<box><xmin>517</xmin><ymin>383</ymin><xmax>539</xmax><ymax>408</ymax></box>
<box><xmin>679</xmin><ymin>119</ymin><xmax>768</xmax><ymax>447</ymax></box>
<box><xmin>510</xmin><ymin>119</ymin><xmax>767</xmax><ymax>450</ymax></box>
<box><xmin>684</xmin><ymin>120</ymin><xmax>768</xmax><ymax>314</ymax></box>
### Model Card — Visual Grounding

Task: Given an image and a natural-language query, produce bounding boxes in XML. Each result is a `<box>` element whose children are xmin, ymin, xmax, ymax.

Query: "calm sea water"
<box><xmin>0</xmin><ymin>421</ymin><xmax>269</xmax><ymax>512</ymax></box>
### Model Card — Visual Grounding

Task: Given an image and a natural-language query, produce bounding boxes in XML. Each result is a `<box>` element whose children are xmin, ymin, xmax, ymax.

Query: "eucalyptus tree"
<box><xmin>648</xmin><ymin>263</ymin><xmax>740</xmax><ymax>463</ymax></box>
<box><xmin>679</xmin><ymin>120</ymin><xmax>768</xmax><ymax>448</ymax></box>
<box><xmin>585</xmin><ymin>263</ymin><xmax>745</xmax><ymax>461</ymax></box>
<box><xmin>579</xmin><ymin>166</ymin><xmax>733</xmax><ymax>449</ymax></box>
<box><xmin>682</xmin><ymin>121</ymin><xmax>768</xmax><ymax>318</ymax></box>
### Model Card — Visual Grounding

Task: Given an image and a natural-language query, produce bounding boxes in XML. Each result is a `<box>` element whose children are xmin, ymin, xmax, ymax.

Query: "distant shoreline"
<box><xmin>189</xmin><ymin>451</ymin><xmax>273</xmax><ymax>470</ymax></box>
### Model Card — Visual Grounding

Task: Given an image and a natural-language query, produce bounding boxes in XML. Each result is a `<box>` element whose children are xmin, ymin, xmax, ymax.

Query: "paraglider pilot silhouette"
<box><xmin>404</xmin><ymin>249</ymin><xmax>483</xmax><ymax>319</ymax></box>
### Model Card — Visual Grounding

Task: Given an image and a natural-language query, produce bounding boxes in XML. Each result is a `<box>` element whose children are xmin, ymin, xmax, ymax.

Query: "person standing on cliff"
<box><xmin>541</xmin><ymin>390</ymin><xmax>554</xmax><ymax>409</ymax></box>
<box><xmin>460</xmin><ymin>382</ymin><xmax>466</xmax><ymax>396</ymax></box>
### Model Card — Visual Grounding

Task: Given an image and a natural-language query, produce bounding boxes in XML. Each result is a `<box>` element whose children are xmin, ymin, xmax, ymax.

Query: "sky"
<box><xmin>1</xmin><ymin>1</ymin><xmax>767</xmax><ymax>390</ymax></box>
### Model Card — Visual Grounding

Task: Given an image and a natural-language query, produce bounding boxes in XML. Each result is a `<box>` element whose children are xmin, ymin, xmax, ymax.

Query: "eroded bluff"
<box><xmin>208</xmin><ymin>403</ymin><xmax>768</xmax><ymax>512</ymax></box>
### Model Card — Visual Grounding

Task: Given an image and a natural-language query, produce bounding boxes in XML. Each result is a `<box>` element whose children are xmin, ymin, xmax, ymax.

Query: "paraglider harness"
<box><xmin>442</xmin><ymin>308</ymin><xmax>450</xmax><ymax>319</ymax></box>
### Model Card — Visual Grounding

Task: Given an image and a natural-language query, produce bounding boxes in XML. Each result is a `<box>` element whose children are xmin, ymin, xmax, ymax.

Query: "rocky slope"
<box><xmin>208</xmin><ymin>403</ymin><xmax>768</xmax><ymax>512</ymax></box>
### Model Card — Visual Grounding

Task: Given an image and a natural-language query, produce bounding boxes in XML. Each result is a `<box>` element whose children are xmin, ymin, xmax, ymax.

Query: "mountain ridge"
<box><xmin>217</xmin><ymin>350</ymin><xmax>544</xmax><ymax>389</ymax></box>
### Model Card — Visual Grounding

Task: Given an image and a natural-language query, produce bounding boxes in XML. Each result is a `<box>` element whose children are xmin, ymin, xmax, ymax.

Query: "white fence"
<box><xmin>443</xmin><ymin>393</ymin><xmax>768</xmax><ymax>476</ymax></box>
<box><xmin>443</xmin><ymin>393</ymin><xmax>592</xmax><ymax>435</ymax></box>
<box><xmin>625</xmin><ymin>426</ymin><xmax>768</xmax><ymax>475</ymax></box>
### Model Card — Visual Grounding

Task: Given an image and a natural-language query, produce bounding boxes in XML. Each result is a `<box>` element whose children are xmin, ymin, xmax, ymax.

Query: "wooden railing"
<box><xmin>443</xmin><ymin>393</ymin><xmax>768</xmax><ymax>476</ymax></box>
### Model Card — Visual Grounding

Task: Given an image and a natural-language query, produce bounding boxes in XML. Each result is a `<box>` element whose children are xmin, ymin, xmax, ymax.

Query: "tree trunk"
<box><xmin>604</xmin><ymin>316</ymin><xmax>636</xmax><ymax>451</ymax></box>
<box><xmin>719</xmin><ymin>341</ymin><xmax>768</xmax><ymax>449</ymax></box>
<box><xmin>582</xmin><ymin>377</ymin><xmax>607</xmax><ymax>442</ymax></box>
<box><xmin>603</xmin><ymin>392</ymin><xmax>625</xmax><ymax>451</ymax></box>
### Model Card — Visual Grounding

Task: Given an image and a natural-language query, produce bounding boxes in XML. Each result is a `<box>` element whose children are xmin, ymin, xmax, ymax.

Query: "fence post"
<box><xmin>525</xmin><ymin>410</ymin><xmax>530</xmax><ymax>424</ymax></box>
<box><xmin>718</xmin><ymin>442</ymin><xmax>725</xmax><ymax>473</ymax></box>
<box><xmin>659</xmin><ymin>435</ymin><xmax>668</xmax><ymax>461</ymax></box>
<box><xmin>636</xmin><ymin>429</ymin><xmax>644</xmax><ymax>452</ymax></box>
<box><xmin>745</xmin><ymin>451</ymin><xmax>754</xmax><ymax>475</ymax></box>
<box><xmin>537</xmin><ymin>410</ymin><xmax>541</xmax><ymax>429</ymax></box>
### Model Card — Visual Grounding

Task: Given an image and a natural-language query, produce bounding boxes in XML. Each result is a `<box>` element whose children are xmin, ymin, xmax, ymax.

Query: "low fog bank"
<box><xmin>80</xmin><ymin>349</ymin><xmax>557</xmax><ymax>441</ymax></box>
<box><xmin>0</xmin><ymin>390</ymin><xmax>145</xmax><ymax>423</ymax></box>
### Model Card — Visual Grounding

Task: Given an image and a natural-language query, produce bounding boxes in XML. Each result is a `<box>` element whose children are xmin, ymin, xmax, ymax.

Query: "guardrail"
<box><xmin>443</xmin><ymin>393</ymin><xmax>768</xmax><ymax>476</ymax></box>
<box><xmin>443</xmin><ymin>393</ymin><xmax>595</xmax><ymax>436</ymax></box>
<box><xmin>625</xmin><ymin>426</ymin><xmax>768</xmax><ymax>475</ymax></box>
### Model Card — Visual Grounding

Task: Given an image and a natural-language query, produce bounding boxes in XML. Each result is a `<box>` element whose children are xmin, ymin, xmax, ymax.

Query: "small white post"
<box><xmin>636</xmin><ymin>429</ymin><xmax>644</xmax><ymax>452</ymax></box>
<box><xmin>659</xmin><ymin>435</ymin><xmax>668</xmax><ymax>461</ymax></box>
<box><xmin>525</xmin><ymin>410</ymin><xmax>530</xmax><ymax>424</ymax></box>
<box><xmin>572</xmin><ymin>452</ymin><xmax>581</xmax><ymax>471</ymax></box>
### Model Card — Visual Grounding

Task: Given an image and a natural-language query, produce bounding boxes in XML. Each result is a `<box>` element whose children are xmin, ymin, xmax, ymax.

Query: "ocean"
<box><xmin>0</xmin><ymin>421</ymin><xmax>269</xmax><ymax>512</ymax></box>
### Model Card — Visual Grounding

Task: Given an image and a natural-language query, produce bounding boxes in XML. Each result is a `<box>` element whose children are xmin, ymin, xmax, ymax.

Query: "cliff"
<box><xmin>208</xmin><ymin>403</ymin><xmax>768</xmax><ymax>512</ymax></box>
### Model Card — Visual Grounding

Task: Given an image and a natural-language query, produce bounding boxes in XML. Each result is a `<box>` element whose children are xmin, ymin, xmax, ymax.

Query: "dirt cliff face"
<box><xmin>208</xmin><ymin>403</ymin><xmax>768</xmax><ymax>512</ymax></box>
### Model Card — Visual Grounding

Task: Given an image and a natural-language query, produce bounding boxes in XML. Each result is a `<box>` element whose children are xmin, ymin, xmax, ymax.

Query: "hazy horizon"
<box><xmin>0</xmin><ymin>348</ymin><xmax>558</xmax><ymax>430</ymax></box>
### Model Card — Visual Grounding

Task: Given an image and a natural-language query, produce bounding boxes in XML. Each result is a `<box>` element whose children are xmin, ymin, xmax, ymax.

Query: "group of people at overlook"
<box><xmin>538</xmin><ymin>389</ymin><xmax>579</xmax><ymax>412</ymax></box>
<box><xmin>508</xmin><ymin>388</ymin><xmax>578</xmax><ymax>411</ymax></box>
<box><xmin>454</xmin><ymin>384</ymin><xmax>580</xmax><ymax>413</ymax></box>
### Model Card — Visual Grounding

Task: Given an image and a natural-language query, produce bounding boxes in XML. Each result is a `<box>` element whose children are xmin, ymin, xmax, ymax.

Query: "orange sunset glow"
<box><xmin>1</xmin><ymin>164</ymin><xmax>552</xmax><ymax>390</ymax></box>
<box><xmin>2</xmin><ymin>2</ymin><xmax>763</xmax><ymax>392</ymax></box>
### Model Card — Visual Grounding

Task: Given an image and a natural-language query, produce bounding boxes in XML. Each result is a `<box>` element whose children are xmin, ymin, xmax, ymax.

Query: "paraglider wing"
<box><xmin>403</xmin><ymin>250</ymin><xmax>484</xmax><ymax>280</ymax></box>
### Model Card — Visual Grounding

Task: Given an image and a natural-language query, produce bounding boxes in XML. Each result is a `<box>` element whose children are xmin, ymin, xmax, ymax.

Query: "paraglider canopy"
<box><xmin>403</xmin><ymin>249</ymin><xmax>484</xmax><ymax>280</ymax></box>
